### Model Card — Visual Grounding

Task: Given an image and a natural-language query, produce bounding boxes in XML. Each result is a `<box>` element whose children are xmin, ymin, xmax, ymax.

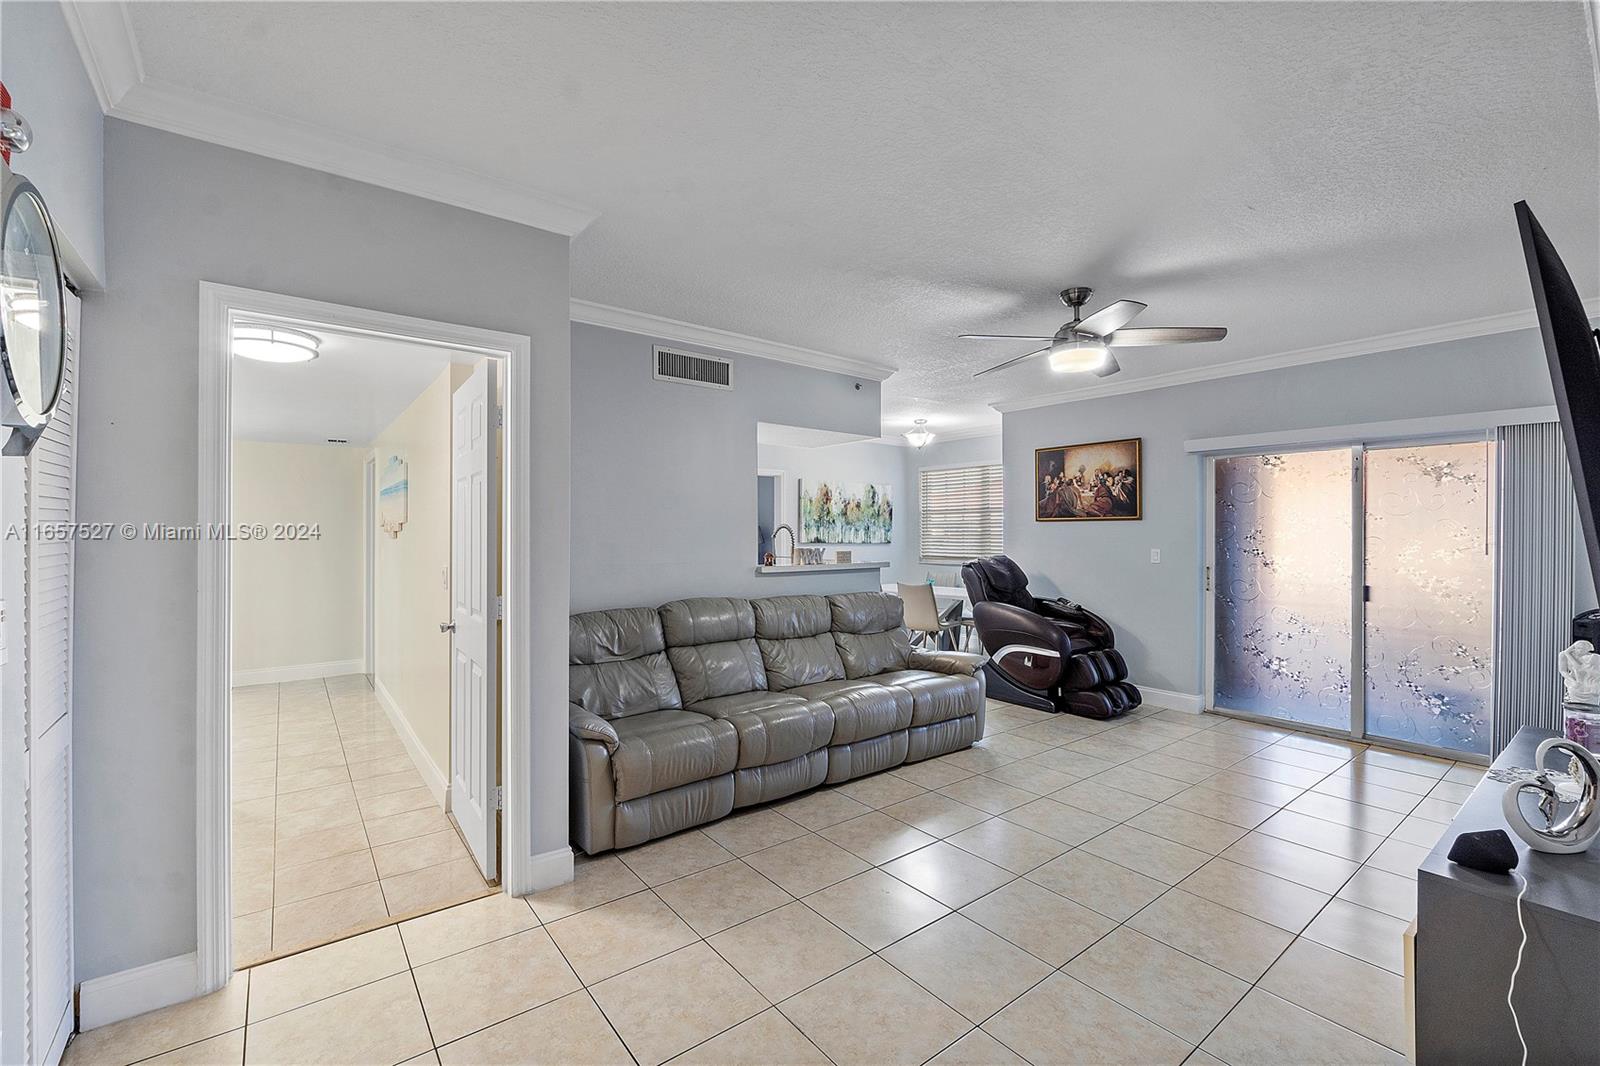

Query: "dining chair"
<box><xmin>897</xmin><ymin>582</ymin><xmax>971</xmax><ymax>651</ymax></box>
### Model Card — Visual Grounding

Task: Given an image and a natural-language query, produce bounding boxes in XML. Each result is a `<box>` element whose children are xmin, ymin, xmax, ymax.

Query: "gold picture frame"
<box><xmin>1035</xmin><ymin>437</ymin><xmax>1142</xmax><ymax>521</ymax></box>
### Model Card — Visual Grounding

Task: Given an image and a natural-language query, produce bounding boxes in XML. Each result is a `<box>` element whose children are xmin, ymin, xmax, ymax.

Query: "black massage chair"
<box><xmin>960</xmin><ymin>555</ymin><xmax>1140</xmax><ymax>719</ymax></box>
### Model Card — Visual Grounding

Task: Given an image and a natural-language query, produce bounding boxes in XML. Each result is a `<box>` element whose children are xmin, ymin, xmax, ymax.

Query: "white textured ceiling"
<box><xmin>232</xmin><ymin>325</ymin><xmax>470</xmax><ymax>445</ymax></box>
<box><xmin>129</xmin><ymin>2</ymin><xmax>1599</xmax><ymax>435</ymax></box>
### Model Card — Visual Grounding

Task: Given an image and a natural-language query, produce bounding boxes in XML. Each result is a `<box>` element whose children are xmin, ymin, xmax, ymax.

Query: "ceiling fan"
<box><xmin>963</xmin><ymin>286</ymin><xmax>1227</xmax><ymax>379</ymax></box>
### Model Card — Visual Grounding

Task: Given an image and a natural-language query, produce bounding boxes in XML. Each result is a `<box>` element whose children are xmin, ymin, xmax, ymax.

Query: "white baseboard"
<box><xmin>77</xmin><ymin>952</ymin><xmax>198</xmax><ymax>1032</ymax></box>
<box><xmin>231</xmin><ymin>658</ymin><xmax>365</xmax><ymax>687</ymax></box>
<box><xmin>1136</xmin><ymin>685</ymin><xmax>1207</xmax><ymax>714</ymax></box>
<box><xmin>374</xmin><ymin>676</ymin><xmax>450</xmax><ymax>809</ymax></box>
<box><xmin>510</xmin><ymin>845</ymin><xmax>575</xmax><ymax>897</ymax></box>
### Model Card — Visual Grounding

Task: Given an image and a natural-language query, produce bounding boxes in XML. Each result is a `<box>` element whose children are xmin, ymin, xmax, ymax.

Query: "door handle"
<box><xmin>439</xmin><ymin>621</ymin><xmax>456</xmax><ymax>633</ymax></box>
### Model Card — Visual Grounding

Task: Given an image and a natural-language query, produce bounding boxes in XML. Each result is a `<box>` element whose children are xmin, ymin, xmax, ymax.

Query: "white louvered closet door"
<box><xmin>23</xmin><ymin>288</ymin><xmax>78</xmax><ymax>1066</ymax></box>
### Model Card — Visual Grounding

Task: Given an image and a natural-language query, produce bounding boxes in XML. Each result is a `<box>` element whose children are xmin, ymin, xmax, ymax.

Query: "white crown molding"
<box><xmin>992</xmin><ymin>299</ymin><xmax>1600</xmax><ymax>414</ymax></box>
<box><xmin>571</xmin><ymin>299</ymin><xmax>897</xmax><ymax>382</ymax></box>
<box><xmin>59</xmin><ymin>1</ymin><xmax>600</xmax><ymax>237</ymax></box>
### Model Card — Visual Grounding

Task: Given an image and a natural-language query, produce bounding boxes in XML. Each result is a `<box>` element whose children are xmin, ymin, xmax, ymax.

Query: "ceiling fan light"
<box><xmin>1047</xmin><ymin>337</ymin><xmax>1109</xmax><ymax>373</ymax></box>
<box><xmin>904</xmin><ymin>418</ymin><xmax>935</xmax><ymax>449</ymax></box>
<box><xmin>232</xmin><ymin>323</ymin><xmax>321</xmax><ymax>364</ymax></box>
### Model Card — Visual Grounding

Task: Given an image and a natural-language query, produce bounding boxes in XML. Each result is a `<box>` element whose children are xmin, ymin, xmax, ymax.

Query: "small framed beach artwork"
<box><xmin>1035</xmin><ymin>437</ymin><xmax>1142</xmax><ymax>521</ymax></box>
<box><xmin>379</xmin><ymin>455</ymin><xmax>409</xmax><ymax>537</ymax></box>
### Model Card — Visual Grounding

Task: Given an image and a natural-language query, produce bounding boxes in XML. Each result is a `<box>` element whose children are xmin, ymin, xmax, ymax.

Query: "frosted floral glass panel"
<box><xmin>1214</xmin><ymin>450</ymin><xmax>1353</xmax><ymax>728</ymax></box>
<box><xmin>1364</xmin><ymin>442</ymin><xmax>1494</xmax><ymax>756</ymax></box>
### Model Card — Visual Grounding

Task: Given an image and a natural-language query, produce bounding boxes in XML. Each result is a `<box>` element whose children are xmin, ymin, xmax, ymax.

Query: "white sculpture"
<box><xmin>1500</xmin><ymin>738</ymin><xmax>1600</xmax><ymax>855</ymax></box>
<box><xmin>1558</xmin><ymin>640</ymin><xmax>1600</xmax><ymax>705</ymax></box>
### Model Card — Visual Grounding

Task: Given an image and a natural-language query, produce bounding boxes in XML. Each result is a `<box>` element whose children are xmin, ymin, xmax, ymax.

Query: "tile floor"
<box><xmin>230</xmin><ymin>675</ymin><xmax>492</xmax><ymax>965</ymax></box>
<box><xmin>74</xmin><ymin>698</ymin><xmax>1480</xmax><ymax>1065</ymax></box>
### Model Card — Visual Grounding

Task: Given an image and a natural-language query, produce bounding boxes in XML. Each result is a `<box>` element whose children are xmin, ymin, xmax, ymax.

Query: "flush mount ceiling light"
<box><xmin>904</xmin><ymin>418</ymin><xmax>935</xmax><ymax>449</ymax></box>
<box><xmin>1047</xmin><ymin>336</ymin><xmax>1110</xmax><ymax>373</ymax></box>
<box><xmin>232</xmin><ymin>323</ymin><xmax>321</xmax><ymax>363</ymax></box>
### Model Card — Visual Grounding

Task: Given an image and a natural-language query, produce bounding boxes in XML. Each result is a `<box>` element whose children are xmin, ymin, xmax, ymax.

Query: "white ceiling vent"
<box><xmin>654</xmin><ymin>345</ymin><xmax>732</xmax><ymax>391</ymax></box>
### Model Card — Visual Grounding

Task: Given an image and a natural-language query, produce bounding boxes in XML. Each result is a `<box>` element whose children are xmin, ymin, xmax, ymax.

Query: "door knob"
<box><xmin>439</xmin><ymin>621</ymin><xmax>456</xmax><ymax>633</ymax></box>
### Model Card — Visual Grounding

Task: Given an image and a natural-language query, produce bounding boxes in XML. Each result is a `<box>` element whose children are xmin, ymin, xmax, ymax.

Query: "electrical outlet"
<box><xmin>1150</xmin><ymin>549</ymin><xmax>1161</xmax><ymax>564</ymax></box>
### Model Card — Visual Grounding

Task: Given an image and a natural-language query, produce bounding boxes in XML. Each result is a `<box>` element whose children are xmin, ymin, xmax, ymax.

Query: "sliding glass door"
<box><xmin>1209</xmin><ymin>439</ymin><xmax>1494</xmax><ymax>758</ymax></box>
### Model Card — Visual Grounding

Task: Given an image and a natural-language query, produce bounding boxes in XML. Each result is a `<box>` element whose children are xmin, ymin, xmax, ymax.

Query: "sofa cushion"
<box><xmin>872</xmin><ymin>670</ymin><xmax>984</xmax><ymax>727</ymax></box>
<box><xmin>812</xmin><ymin>683</ymin><xmax>912</xmax><ymax>745</ymax></box>
<box><xmin>828</xmin><ymin>593</ymin><xmax>914</xmax><ymax>679</ymax></box>
<box><xmin>609</xmin><ymin>710</ymin><xmax>738</xmax><ymax>802</ymax></box>
<box><xmin>570</xmin><ymin>608</ymin><xmax>683</xmax><ymax>720</ymax></box>
<box><xmin>754</xmin><ymin>594</ymin><xmax>847</xmax><ymax>690</ymax></box>
<box><xmin>688</xmin><ymin>690</ymin><xmax>809</xmax><ymax>719</ymax></box>
<box><xmin>703</xmin><ymin>701</ymin><xmax>834</xmax><ymax>769</ymax></box>
<box><xmin>662</xmin><ymin>597</ymin><xmax>770</xmax><ymax>704</ymax></box>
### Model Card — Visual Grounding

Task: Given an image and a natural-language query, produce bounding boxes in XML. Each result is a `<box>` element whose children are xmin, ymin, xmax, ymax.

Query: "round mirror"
<box><xmin>0</xmin><ymin>175</ymin><xmax>66</xmax><ymax>431</ymax></box>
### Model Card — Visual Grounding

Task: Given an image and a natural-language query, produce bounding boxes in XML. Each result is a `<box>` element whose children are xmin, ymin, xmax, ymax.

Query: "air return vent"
<box><xmin>654</xmin><ymin>345</ymin><xmax>732</xmax><ymax>391</ymax></box>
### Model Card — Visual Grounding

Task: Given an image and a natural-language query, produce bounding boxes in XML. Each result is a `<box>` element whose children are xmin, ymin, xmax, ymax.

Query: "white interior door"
<box><xmin>449</xmin><ymin>361</ymin><xmax>498</xmax><ymax>880</ymax></box>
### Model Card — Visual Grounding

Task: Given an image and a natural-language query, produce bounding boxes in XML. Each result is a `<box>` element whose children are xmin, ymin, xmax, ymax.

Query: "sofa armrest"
<box><xmin>908</xmin><ymin>648</ymin><xmax>985</xmax><ymax>677</ymax></box>
<box><xmin>569</xmin><ymin>703</ymin><xmax>620</xmax><ymax>753</ymax></box>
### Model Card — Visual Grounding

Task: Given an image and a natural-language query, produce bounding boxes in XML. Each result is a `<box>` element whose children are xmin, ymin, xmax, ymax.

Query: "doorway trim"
<box><xmin>197</xmin><ymin>283</ymin><xmax>538</xmax><ymax>992</ymax></box>
<box><xmin>363</xmin><ymin>454</ymin><xmax>377</xmax><ymax>678</ymax></box>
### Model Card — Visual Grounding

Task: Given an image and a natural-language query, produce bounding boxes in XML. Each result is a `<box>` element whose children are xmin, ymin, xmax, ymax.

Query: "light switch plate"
<box><xmin>1150</xmin><ymin>549</ymin><xmax>1161</xmax><ymax>564</ymax></box>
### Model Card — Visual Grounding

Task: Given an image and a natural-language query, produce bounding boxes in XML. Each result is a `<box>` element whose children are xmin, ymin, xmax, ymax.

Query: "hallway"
<box><xmin>230</xmin><ymin>675</ymin><xmax>492</xmax><ymax>966</ymax></box>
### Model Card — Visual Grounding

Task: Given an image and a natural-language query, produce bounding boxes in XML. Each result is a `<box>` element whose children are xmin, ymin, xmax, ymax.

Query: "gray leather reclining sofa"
<box><xmin>568</xmin><ymin>591</ymin><xmax>985</xmax><ymax>854</ymax></box>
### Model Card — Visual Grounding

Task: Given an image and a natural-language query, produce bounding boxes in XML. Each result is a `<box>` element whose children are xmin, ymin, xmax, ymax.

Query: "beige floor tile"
<box><xmin>275</xmin><ymin>765</ymin><xmax>351</xmax><ymax>795</ymax></box>
<box><xmin>983</xmin><ymin>972</ymin><xmax>1192</xmax><ymax>1066</ymax></box>
<box><xmin>399</xmin><ymin>892</ymin><xmax>540</xmax><ymax>966</ymax></box>
<box><xmin>935</xmin><ymin>745</ymin><xmax>1017</xmax><ymax>774</ymax></box>
<box><xmin>1129</xmin><ymin>752</ymin><xmax>1220</xmax><ymax>785</ymax></box>
<box><xmin>997</xmin><ymin>796</ymin><xmax>1114</xmax><ymax>846</ymax></box>
<box><xmin>1253</xmin><ymin>744</ymin><xmax>1350</xmax><ymax>774</ymax></box>
<box><xmin>1128</xmin><ymin>888</ymin><xmax>1294</xmax><ymax>980</ymax></box>
<box><xmin>65</xmin><ymin>974</ymin><xmax>248</xmax><ymax>1066</ymax></box>
<box><xmin>1310</xmin><ymin>774</ymin><xmax>1421</xmax><ymax>814</ymax></box>
<box><xmin>1260</xmin><ymin>937</ymin><xmax>1407</xmax><ymax>1051</ymax></box>
<box><xmin>1302</xmin><ymin>897</ymin><xmax>1408</xmax><ymax>973</ymax></box>
<box><xmin>980</xmin><ymin>759</ymin><xmax>1078</xmax><ymax>796</ymax></box>
<box><xmin>591</xmin><ymin>943</ymin><xmax>766</xmax><ymax>1066</ymax></box>
<box><xmin>1254</xmin><ymin>809</ymin><xmax>1384</xmax><ymax>862</ymax></box>
<box><xmin>525</xmin><ymin>853</ymin><xmax>646</xmax><ymax>922</ymax></box>
<box><xmin>249</xmin><ymin>926</ymin><xmax>409</xmax><ymax>1021</ymax></box>
<box><xmin>357</xmin><ymin>786</ymin><xmax>437</xmax><ymax>821</ymax></box>
<box><xmin>1079</xmin><ymin>825</ymin><xmax>1211</xmax><ymax>884</ymax></box>
<box><xmin>672</xmin><ymin>1008</ymin><xmax>829</xmax><ymax>1065</ymax></box>
<box><xmin>881</xmin><ymin>792</ymin><xmax>991</xmax><ymax>838</ymax></box>
<box><xmin>1025</xmin><ymin>849</ymin><xmax>1168</xmax><ymax>921</ymax></box>
<box><xmin>1178</xmin><ymin>857</ymin><xmax>1331</xmax><ymax>933</ymax></box>
<box><xmin>1278</xmin><ymin>733</ymin><xmax>1368</xmax><ymax>758</ymax></box>
<box><xmin>742</xmin><ymin>833</ymin><xmax>870</xmax><ymax>897</ymax></box>
<box><xmin>372</xmin><ymin>829</ymin><xmax>471</xmax><ymax>879</ymax></box>
<box><xmin>1359</xmin><ymin>747</ymin><xmax>1451</xmax><ymax>779</ymax></box>
<box><xmin>232</xmin><ymin>910</ymin><xmax>273</xmax><ymax>967</ymax></box>
<box><xmin>413</xmin><ymin>927</ymin><xmax>581</xmax><ymax>1045</ymax></box>
<box><xmin>926</xmin><ymin>1028</ymin><xmax>1027</xmax><ymax>1065</ymax></box>
<box><xmin>1284</xmin><ymin>790</ymin><xmax>1406</xmax><ymax>836</ymax></box>
<box><xmin>1082</xmin><ymin>766</ymin><xmax>1191</xmax><ymax>804</ymax></box>
<box><xmin>1064</xmin><ymin>737</ymin><xmax>1144</xmax><ymax>766</ymax></box>
<box><xmin>1066</xmin><ymin>926</ymin><xmax>1248</xmax><ymax>1044</ymax></box>
<box><xmin>1163</xmin><ymin>785</ymin><xmax>1278</xmax><ymax>828</ymax></box>
<box><xmin>276</xmin><ymin>748</ymin><xmax>349</xmax><ymax>775</ymax></box>
<box><xmin>271</xmin><ymin>881</ymin><xmax>388</xmax><ymax>953</ymax></box>
<box><xmin>1024</xmin><ymin>747</ymin><xmax>1117</xmax><ymax>780</ymax></box>
<box><xmin>778</xmin><ymin>956</ymin><xmax>969</xmax><ymax>1066</ymax></box>
<box><xmin>701</xmin><ymin>808</ymin><xmax>808</xmax><ymax>856</ymax></box>
<box><xmin>881</xmin><ymin>840</ymin><xmax>1014</xmax><ymax>908</ymax></box>
<box><xmin>706</xmin><ymin>901</ymin><xmax>869</xmax><ymax>1001</ymax></box>
<box><xmin>347</xmin><ymin>756</ymin><xmax>418</xmax><ymax>783</ymax></box>
<box><xmin>947</xmin><ymin>816</ymin><xmax>1071</xmax><ymax>873</ymax></box>
<box><xmin>1200</xmin><ymin>988</ymin><xmax>1405</xmax><ymax>1066</ymax></box>
<box><xmin>959</xmin><ymin>876</ymin><xmax>1116</xmax><ymax>966</ymax></box>
<box><xmin>363</xmin><ymin>806</ymin><xmax>453</xmax><ymax>846</ymax></box>
<box><xmin>381</xmin><ymin>857</ymin><xmax>491</xmax><ymax>917</ymax></box>
<box><xmin>1335</xmin><ymin>762</ymin><xmax>1436</xmax><ymax>795</ymax></box>
<box><xmin>934</xmin><ymin>774</ymin><xmax>1037</xmax><ymax>815</ymax></box>
<box><xmin>1046</xmin><ymin>778</ymin><xmax>1158</xmax><ymax>820</ymax></box>
<box><xmin>772</xmin><ymin>788</ymin><xmax>875</xmax><ymax>830</ymax></box>
<box><xmin>230</xmin><ymin>776</ymin><xmax>276</xmax><ymax>803</ymax></box>
<box><xmin>1335</xmin><ymin>866</ymin><xmax>1417</xmax><ymax>922</ymax></box>
<box><xmin>1127</xmin><ymin>804</ymin><xmax>1247</xmax><ymax>854</ymax></box>
<box><xmin>1220</xmin><ymin>832</ymin><xmax>1360</xmax><ymax>893</ymax></box>
<box><xmin>436</xmin><ymin>989</ymin><xmax>631</xmax><ymax>1065</ymax></box>
<box><xmin>244</xmin><ymin>972</ymin><xmax>431</xmax><ymax>1065</ymax></box>
<box><xmin>232</xmin><ymin>870</ymin><xmax>275</xmax><ymax>917</ymax></box>
<box><xmin>1364</xmin><ymin>838</ymin><xmax>1431</xmax><ymax>879</ymax></box>
<box><xmin>617</xmin><ymin>830</ymin><xmax>737</xmax><ymax>886</ymax></box>
<box><xmin>802</xmin><ymin>869</ymin><xmax>949</xmax><ymax>950</ymax></box>
<box><xmin>1196</xmin><ymin>770</ymin><xmax>1305</xmax><ymax>807</ymax></box>
<box><xmin>818</xmin><ymin>811</ymin><xmax>937</xmax><ymax>864</ymax></box>
<box><xmin>1230</xmin><ymin>755</ymin><xmax>1329</xmax><ymax>788</ymax></box>
<box><xmin>976</xmin><ymin>731</ymin><xmax>1054</xmax><ymax>760</ymax></box>
<box><xmin>881</xmin><ymin>913</ymin><xmax>1052</xmax><ymax>1023</ymax></box>
<box><xmin>140</xmin><ymin>1028</ymin><xmax>244</xmax><ymax>1065</ymax></box>
<box><xmin>273</xmin><ymin>823</ymin><xmax>369</xmax><ymax>870</ymax></box>
<box><xmin>1444</xmin><ymin>762</ymin><xmax>1486</xmax><ymax>786</ymax></box>
<box><xmin>891</xmin><ymin>758</ymin><xmax>975</xmax><ymax>791</ymax></box>
<box><xmin>1409</xmin><ymin>795</ymin><xmax>1463</xmax><ymax>823</ymax></box>
<box><xmin>273</xmin><ymin>849</ymin><xmax>378</xmax><ymax>906</ymax></box>
<box><xmin>654</xmin><ymin>858</ymin><xmax>793</xmax><ymax>935</ymax></box>
<box><xmin>1389</xmin><ymin>813</ymin><xmax>1449</xmax><ymax>849</ymax></box>
<box><xmin>275</xmin><ymin>782</ymin><xmax>357</xmax><ymax>816</ymax></box>
<box><xmin>836</xmin><ymin>772</ymin><xmax>927</xmax><ymax>809</ymax></box>
<box><xmin>546</xmin><ymin>889</ymin><xmax>698</xmax><ymax>983</ymax></box>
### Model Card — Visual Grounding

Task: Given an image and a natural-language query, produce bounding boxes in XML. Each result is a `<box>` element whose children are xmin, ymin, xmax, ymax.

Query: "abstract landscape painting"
<box><xmin>1036</xmin><ymin>437</ymin><xmax>1141</xmax><ymax>520</ymax></box>
<box><xmin>799</xmin><ymin>480</ymin><xmax>893</xmax><ymax>543</ymax></box>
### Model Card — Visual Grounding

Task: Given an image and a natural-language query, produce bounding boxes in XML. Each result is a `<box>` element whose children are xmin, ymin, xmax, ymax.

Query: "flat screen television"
<box><xmin>1517</xmin><ymin>200</ymin><xmax>1600</xmax><ymax>603</ymax></box>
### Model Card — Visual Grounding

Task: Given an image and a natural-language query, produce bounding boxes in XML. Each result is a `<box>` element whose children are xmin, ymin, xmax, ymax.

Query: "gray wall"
<box><xmin>757</xmin><ymin>438</ymin><xmax>911</xmax><ymax>582</ymax></box>
<box><xmin>1003</xmin><ymin>328</ymin><xmax>1562</xmax><ymax>696</ymax></box>
<box><xmin>571</xmin><ymin>322</ymin><xmax>884</xmax><ymax>610</ymax></box>
<box><xmin>75</xmin><ymin>121</ymin><xmax>572</xmax><ymax>981</ymax></box>
<box><xmin>1</xmin><ymin>1</ymin><xmax>105</xmax><ymax>286</ymax></box>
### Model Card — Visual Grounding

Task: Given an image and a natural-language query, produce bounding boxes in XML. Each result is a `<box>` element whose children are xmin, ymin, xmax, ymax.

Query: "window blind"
<box><xmin>919</xmin><ymin>463</ymin><xmax>1004</xmax><ymax>561</ymax></box>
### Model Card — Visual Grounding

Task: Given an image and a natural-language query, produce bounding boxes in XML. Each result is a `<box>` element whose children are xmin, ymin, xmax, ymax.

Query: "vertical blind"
<box><xmin>918</xmin><ymin>463</ymin><xmax>1004</xmax><ymax>561</ymax></box>
<box><xmin>1493</xmin><ymin>421</ymin><xmax>1577</xmax><ymax>753</ymax></box>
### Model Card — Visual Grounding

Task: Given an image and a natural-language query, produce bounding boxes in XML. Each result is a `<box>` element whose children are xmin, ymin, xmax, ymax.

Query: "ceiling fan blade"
<box><xmin>1073</xmin><ymin>300</ymin><xmax>1147</xmax><ymax>337</ymax></box>
<box><xmin>973</xmin><ymin>346</ymin><xmax>1049</xmax><ymax>378</ymax></box>
<box><xmin>1091</xmin><ymin>353</ymin><xmax>1121</xmax><ymax>378</ymax></box>
<box><xmin>959</xmin><ymin>334</ymin><xmax>1055</xmax><ymax>341</ymax></box>
<box><xmin>1107</xmin><ymin>326</ymin><xmax>1227</xmax><ymax>346</ymax></box>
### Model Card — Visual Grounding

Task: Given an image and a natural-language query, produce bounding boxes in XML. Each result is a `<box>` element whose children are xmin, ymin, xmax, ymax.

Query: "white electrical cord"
<box><xmin>1506</xmin><ymin>870</ymin><xmax>1530</xmax><ymax>1066</ymax></box>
